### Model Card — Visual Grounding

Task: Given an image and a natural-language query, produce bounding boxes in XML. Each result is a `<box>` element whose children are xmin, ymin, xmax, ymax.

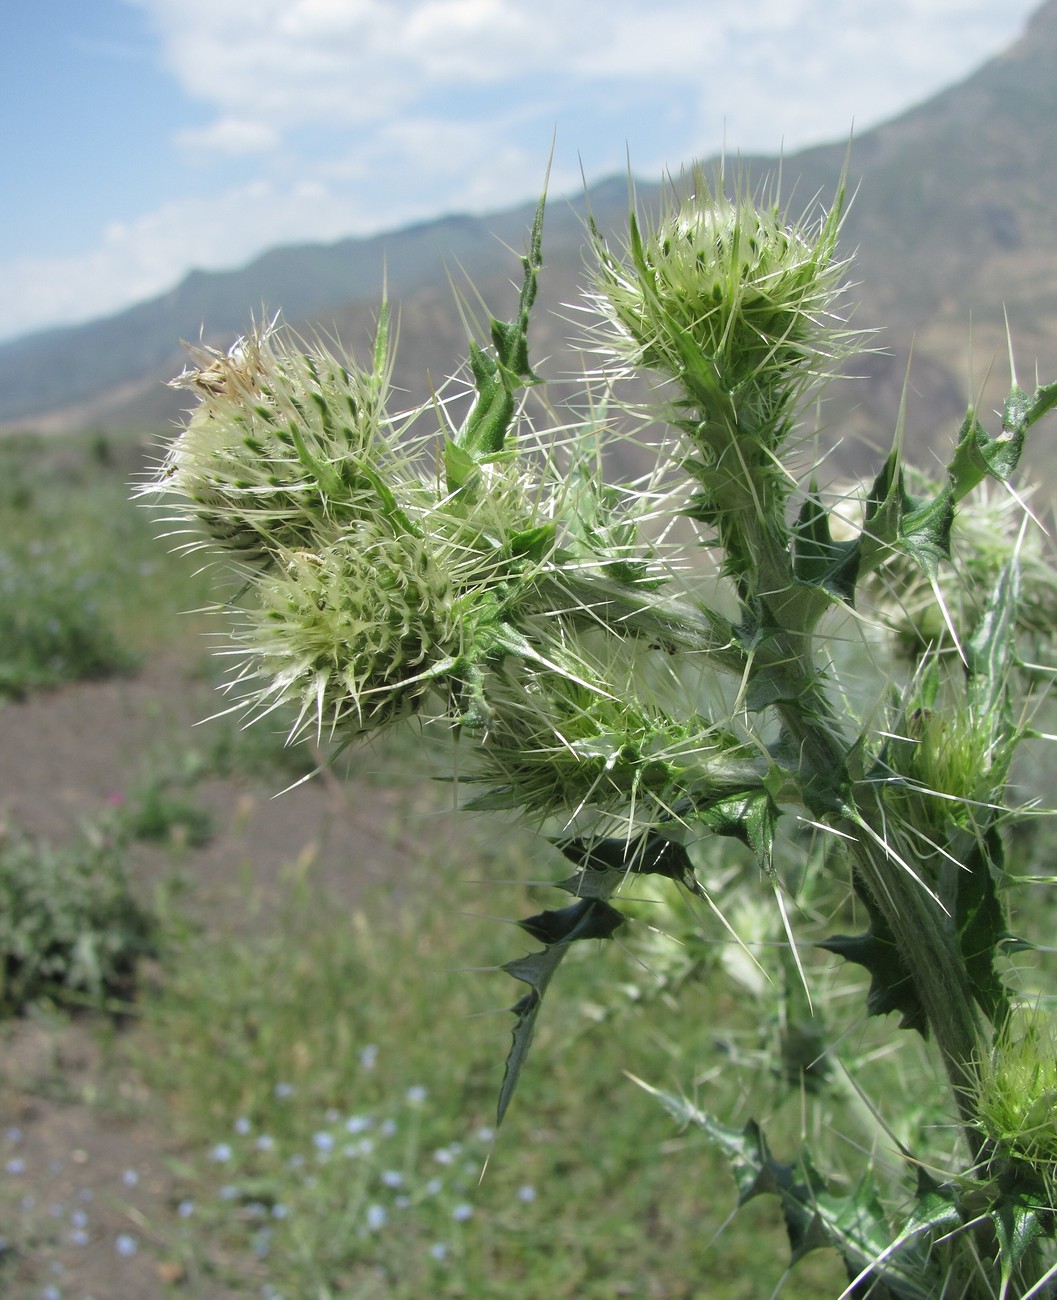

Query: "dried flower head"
<box><xmin>142</xmin><ymin>315</ymin><xmax>405</xmax><ymax>564</ymax></box>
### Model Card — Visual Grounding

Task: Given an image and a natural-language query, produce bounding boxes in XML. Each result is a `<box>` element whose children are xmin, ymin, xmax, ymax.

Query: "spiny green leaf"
<box><xmin>947</xmin><ymin>405</ymin><xmax>1019</xmax><ymax>500</ymax></box>
<box><xmin>556</xmin><ymin>834</ymin><xmax>701</xmax><ymax>892</ymax></box>
<box><xmin>949</xmin><ymin>825</ymin><xmax>1011</xmax><ymax>1026</ymax></box>
<box><xmin>898</xmin><ymin>488</ymin><xmax>955</xmax><ymax>578</ymax></box>
<box><xmin>498</xmin><ymin>944</ymin><xmax>568</xmax><ymax>1127</ymax></box>
<box><xmin>989</xmin><ymin>1191</ymin><xmax>1049</xmax><ymax>1289</ymax></box>
<box><xmin>456</xmin><ymin>341</ymin><xmax>516</xmax><ymax>464</ymax></box>
<box><xmin>497</xmin><ymin>890</ymin><xmax>625</xmax><ymax>1124</ymax></box>
<box><xmin>697</xmin><ymin>792</ymin><xmax>779</xmax><ymax>876</ymax></box>
<box><xmin>552</xmin><ymin>867</ymin><xmax>629</xmax><ymax>899</ymax></box>
<box><xmin>638</xmin><ymin>1087</ymin><xmax>942</xmax><ymax>1299</ymax></box>
<box><xmin>442</xmin><ymin>436</ymin><xmax>480</xmax><ymax>496</ymax></box>
<box><xmin>792</xmin><ymin>487</ymin><xmax>861</xmax><ymax>603</ymax></box>
<box><xmin>903</xmin><ymin>1167</ymin><xmax>961</xmax><ymax>1239</ymax></box>
<box><xmin>818</xmin><ymin>870</ymin><xmax>926</xmax><ymax>1034</ymax></box>
<box><xmin>454</xmin><ymin>188</ymin><xmax>546</xmax><ymax>469</ymax></box>
<box><xmin>858</xmin><ymin>448</ymin><xmax>914</xmax><ymax>570</ymax></box>
<box><xmin>966</xmin><ymin>559</ymin><xmax>1020</xmax><ymax>722</ymax></box>
<box><xmin>506</xmin><ymin>522</ymin><xmax>556</xmax><ymax>563</ymax></box>
<box><xmin>517</xmin><ymin>896</ymin><xmax>625</xmax><ymax>946</ymax></box>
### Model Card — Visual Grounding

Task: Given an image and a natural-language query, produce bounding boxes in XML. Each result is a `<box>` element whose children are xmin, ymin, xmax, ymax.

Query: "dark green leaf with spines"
<box><xmin>792</xmin><ymin>487</ymin><xmax>860</xmax><ymax>603</ymax></box>
<box><xmin>898</xmin><ymin>488</ymin><xmax>955</xmax><ymax>578</ymax></box>
<box><xmin>966</xmin><ymin>559</ymin><xmax>1020</xmax><ymax>721</ymax></box>
<box><xmin>948</xmin><ymin>826</ymin><xmax>1011</xmax><ymax>1025</ymax></box>
<box><xmin>989</xmin><ymin>1191</ymin><xmax>1050</xmax><ymax>1290</ymax></box>
<box><xmin>641</xmin><ymin>1088</ymin><xmax>943</xmax><ymax>1299</ymax></box>
<box><xmin>517</xmin><ymin>896</ymin><xmax>625</xmax><ymax>946</ymax></box>
<box><xmin>903</xmin><ymin>1168</ymin><xmax>961</xmax><ymax>1239</ymax></box>
<box><xmin>818</xmin><ymin>872</ymin><xmax>926</xmax><ymax>1034</ymax></box>
<box><xmin>697</xmin><ymin>791</ymin><xmax>779</xmax><ymax>875</ymax></box>
<box><xmin>497</xmin><ymin>889</ymin><xmax>625</xmax><ymax>1124</ymax></box>
<box><xmin>556</xmin><ymin>834</ymin><xmax>700</xmax><ymax>891</ymax></box>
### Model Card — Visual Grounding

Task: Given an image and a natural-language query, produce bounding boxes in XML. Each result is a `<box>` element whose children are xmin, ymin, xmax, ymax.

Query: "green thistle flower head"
<box><xmin>589</xmin><ymin>166</ymin><xmax>853</xmax><ymax>439</ymax></box>
<box><xmin>230</xmin><ymin>524</ymin><xmax>466</xmax><ymax>741</ymax></box>
<box><xmin>142</xmin><ymin>315</ymin><xmax>403</xmax><ymax>564</ymax></box>
<box><xmin>466</xmin><ymin>639</ymin><xmax>763</xmax><ymax>834</ymax></box>
<box><xmin>976</xmin><ymin>1009</ymin><xmax>1057</xmax><ymax>1181</ymax></box>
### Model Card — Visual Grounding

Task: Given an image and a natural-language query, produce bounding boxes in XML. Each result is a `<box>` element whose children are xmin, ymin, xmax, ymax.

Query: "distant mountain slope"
<box><xmin>3</xmin><ymin>0</ymin><xmax>1056</xmax><ymax>476</ymax></box>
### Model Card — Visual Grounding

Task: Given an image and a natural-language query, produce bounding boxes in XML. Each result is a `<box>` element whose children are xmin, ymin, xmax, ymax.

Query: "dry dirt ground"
<box><xmin>0</xmin><ymin>657</ymin><xmax>449</xmax><ymax>1299</ymax></box>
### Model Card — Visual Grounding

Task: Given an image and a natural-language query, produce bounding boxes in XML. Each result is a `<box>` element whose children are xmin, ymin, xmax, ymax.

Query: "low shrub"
<box><xmin>0</xmin><ymin>825</ymin><xmax>158</xmax><ymax>1014</ymax></box>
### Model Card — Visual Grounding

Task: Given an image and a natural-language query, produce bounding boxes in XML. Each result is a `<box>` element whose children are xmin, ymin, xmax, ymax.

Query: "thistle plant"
<box><xmin>142</xmin><ymin>165</ymin><xmax>1057</xmax><ymax>1297</ymax></box>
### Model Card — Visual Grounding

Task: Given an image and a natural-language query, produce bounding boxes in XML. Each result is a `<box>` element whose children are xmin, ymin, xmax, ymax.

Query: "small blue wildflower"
<box><xmin>122</xmin><ymin>1169</ymin><xmax>139</xmax><ymax>1188</ymax></box>
<box><xmin>379</xmin><ymin>1118</ymin><xmax>397</xmax><ymax>1137</ymax></box>
<box><xmin>425</xmin><ymin>1177</ymin><xmax>443</xmax><ymax>1196</ymax></box>
<box><xmin>235</xmin><ymin>1116</ymin><xmax>252</xmax><ymax>1136</ymax></box>
<box><xmin>475</xmin><ymin>1126</ymin><xmax>495</xmax><ymax>1144</ymax></box>
<box><xmin>255</xmin><ymin>1133</ymin><xmax>275</xmax><ymax>1152</ymax></box>
<box><xmin>380</xmin><ymin>1169</ymin><xmax>403</xmax><ymax>1189</ymax></box>
<box><xmin>274</xmin><ymin>1082</ymin><xmax>295</xmax><ymax>1099</ymax></box>
<box><xmin>252</xmin><ymin>1227</ymin><xmax>272</xmax><ymax>1258</ymax></box>
<box><xmin>5</xmin><ymin>1158</ymin><xmax>25</xmax><ymax>1175</ymax></box>
<box><xmin>5</xmin><ymin>1126</ymin><xmax>22</xmax><ymax>1143</ymax></box>
<box><xmin>517</xmin><ymin>1185</ymin><xmax>537</xmax><ymax>1203</ymax></box>
<box><xmin>433</xmin><ymin>1147</ymin><xmax>455</xmax><ymax>1166</ymax></box>
<box><xmin>324</xmin><ymin>1108</ymin><xmax>340</xmax><ymax>1123</ymax></box>
<box><xmin>286</xmin><ymin>1153</ymin><xmax>305</xmax><ymax>1170</ymax></box>
<box><xmin>70</xmin><ymin>1210</ymin><xmax>88</xmax><ymax>1230</ymax></box>
<box><xmin>359</xmin><ymin>1044</ymin><xmax>379</xmax><ymax>1070</ymax></box>
<box><xmin>271</xmin><ymin>1203</ymin><xmax>289</xmax><ymax>1220</ymax></box>
<box><xmin>115</xmin><ymin>1233</ymin><xmax>138</xmax><ymax>1257</ymax></box>
<box><xmin>429</xmin><ymin>1241</ymin><xmax>450</xmax><ymax>1261</ymax></box>
<box><xmin>41</xmin><ymin>1287</ymin><xmax>61</xmax><ymax>1300</ymax></box>
<box><xmin>219</xmin><ymin>1185</ymin><xmax>239</xmax><ymax>1201</ymax></box>
<box><xmin>210</xmin><ymin>1143</ymin><xmax>233</xmax><ymax>1164</ymax></box>
<box><xmin>312</xmin><ymin>1131</ymin><xmax>335</xmax><ymax>1155</ymax></box>
<box><xmin>365</xmin><ymin>1204</ymin><xmax>388</xmax><ymax>1231</ymax></box>
<box><xmin>69</xmin><ymin>1229</ymin><xmax>90</xmax><ymax>1248</ymax></box>
<box><xmin>178</xmin><ymin>1200</ymin><xmax>195</xmax><ymax>1219</ymax></box>
<box><xmin>452</xmin><ymin>1203</ymin><xmax>474</xmax><ymax>1222</ymax></box>
<box><xmin>345</xmin><ymin>1115</ymin><xmax>371</xmax><ymax>1134</ymax></box>
<box><xmin>405</xmin><ymin>1085</ymin><xmax>428</xmax><ymax>1103</ymax></box>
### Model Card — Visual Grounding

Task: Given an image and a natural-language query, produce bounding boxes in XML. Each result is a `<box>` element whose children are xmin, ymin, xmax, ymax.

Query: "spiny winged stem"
<box><xmin>591</xmin><ymin>167</ymin><xmax>989</xmax><ymax>1146</ymax></box>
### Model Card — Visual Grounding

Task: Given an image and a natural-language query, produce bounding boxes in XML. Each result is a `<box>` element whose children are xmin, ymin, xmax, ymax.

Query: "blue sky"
<box><xmin>0</xmin><ymin>0</ymin><xmax>1041</xmax><ymax>344</ymax></box>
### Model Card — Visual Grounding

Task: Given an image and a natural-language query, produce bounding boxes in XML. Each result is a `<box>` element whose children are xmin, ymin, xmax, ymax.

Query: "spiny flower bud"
<box><xmin>589</xmin><ymin>167</ymin><xmax>852</xmax><ymax>442</ymax></box>
<box><xmin>229</xmin><ymin>525</ymin><xmax>465</xmax><ymax>740</ymax></box>
<box><xmin>466</xmin><ymin>642</ymin><xmax>763</xmax><ymax>833</ymax></box>
<box><xmin>976</xmin><ymin>1009</ymin><xmax>1057</xmax><ymax>1181</ymax></box>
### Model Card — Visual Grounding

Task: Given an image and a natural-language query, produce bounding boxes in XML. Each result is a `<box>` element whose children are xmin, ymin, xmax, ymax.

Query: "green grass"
<box><xmin>135</xmin><ymin>841</ymin><xmax>898</xmax><ymax>1299</ymax></box>
<box><xmin>0</xmin><ymin>430</ymin><xmax>216</xmax><ymax>696</ymax></box>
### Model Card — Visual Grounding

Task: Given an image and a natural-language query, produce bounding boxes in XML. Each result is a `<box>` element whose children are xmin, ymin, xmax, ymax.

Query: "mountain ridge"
<box><xmin>3</xmin><ymin>0</ymin><xmax>1055</xmax><ymax>466</ymax></box>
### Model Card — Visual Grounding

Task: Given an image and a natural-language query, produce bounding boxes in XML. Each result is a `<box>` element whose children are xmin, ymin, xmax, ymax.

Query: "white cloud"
<box><xmin>0</xmin><ymin>180</ymin><xmax>376</xmax><ymax>341</ymax></box>
<box><xmin>177</xmin><ymin>117</ymin><xmax>281</xmax><ymax>156</ymax></box>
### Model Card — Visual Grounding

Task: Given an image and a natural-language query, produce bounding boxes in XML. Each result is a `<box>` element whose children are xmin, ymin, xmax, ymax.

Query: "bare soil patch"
<box><xmin>0</xmin><ymin>657</ymin><xmax>451</xmax><ymax>1297</ymax></box>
